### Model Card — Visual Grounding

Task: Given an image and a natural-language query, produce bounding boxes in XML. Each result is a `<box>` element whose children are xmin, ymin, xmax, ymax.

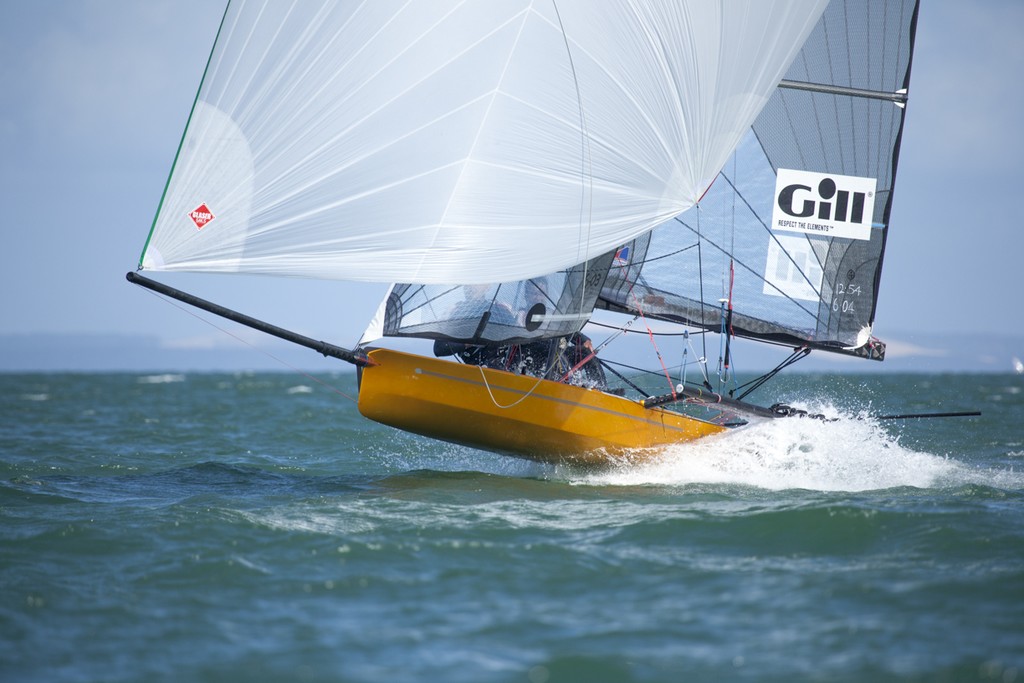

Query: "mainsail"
<box><xmin>598</xmin><ymin>0</ymin><xmax>919</xmax><ymax>359</ymax></box>
<box><xmin>137</xmin><ymin>0</ymin><xmax>827</xmax><ymax>285</ymax></box>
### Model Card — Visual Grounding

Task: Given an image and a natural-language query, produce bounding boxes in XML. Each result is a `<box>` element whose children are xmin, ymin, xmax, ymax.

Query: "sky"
<box><xmin>1</xmin><ymin>1</ymin><xmax>1022</xmax><ymax>372</ymax></box>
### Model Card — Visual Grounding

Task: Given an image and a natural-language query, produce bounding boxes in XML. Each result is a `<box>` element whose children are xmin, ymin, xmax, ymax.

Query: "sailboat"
<box><xmin>129</xmin><ymin>0</ymin><xmax>929</xmax><ymax>465</ymax></box>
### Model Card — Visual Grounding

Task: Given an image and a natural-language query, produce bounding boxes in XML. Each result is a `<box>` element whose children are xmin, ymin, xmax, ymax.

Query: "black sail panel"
<box><xmin>599</xmin><ymin>0</ymin><xmax>919</xmax><ymax>360</ymax></box>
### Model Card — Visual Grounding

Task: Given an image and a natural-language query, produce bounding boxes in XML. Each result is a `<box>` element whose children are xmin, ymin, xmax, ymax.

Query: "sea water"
<box><xmin>1</xmin><ymin>371</ymin><xmax>1022</xmax><ymax>682</ymax></box>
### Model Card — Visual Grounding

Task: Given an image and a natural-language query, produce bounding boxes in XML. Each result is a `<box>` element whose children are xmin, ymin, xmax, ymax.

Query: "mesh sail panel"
<box><xmin>599</xmin><ymin>0</ymin><xmax>918</xmax><ymax>359</ymax></box>
<box><xmin>381</xmin><ymin>253</ymin><xmax>613</xmax><ymax>345</ymax></box>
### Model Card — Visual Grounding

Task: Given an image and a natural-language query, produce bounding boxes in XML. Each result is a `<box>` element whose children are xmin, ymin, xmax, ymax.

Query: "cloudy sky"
<box><xmin>1</xmin><ymin>1</ymin><xmax>1021</xmax><ymax>371</ymax></box>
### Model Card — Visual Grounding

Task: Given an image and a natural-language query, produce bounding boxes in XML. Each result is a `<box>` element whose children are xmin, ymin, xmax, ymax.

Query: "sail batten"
<box><xmin>778</xmin><ymin>79</ymin><xmax>909</xmax><ymax>103</ymax></box>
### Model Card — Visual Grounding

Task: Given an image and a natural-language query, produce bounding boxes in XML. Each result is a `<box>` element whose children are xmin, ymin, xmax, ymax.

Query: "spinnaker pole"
<box><xmin>126</xmin><ymin>271</ymin><xmax>373</xmax><ymax>367</ymax></box>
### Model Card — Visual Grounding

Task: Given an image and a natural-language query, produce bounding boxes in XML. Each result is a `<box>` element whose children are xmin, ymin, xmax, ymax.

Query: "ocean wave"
<box><xmin>137</xmin><ymin>374</ymin><xmax>186</xmax><ymax>384</ymax></box>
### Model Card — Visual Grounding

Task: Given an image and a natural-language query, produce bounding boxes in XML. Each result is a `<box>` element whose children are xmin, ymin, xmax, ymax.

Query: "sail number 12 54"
<box><xmin>832</xmin><ymin>282</ymin><xmax>861</xmax><ymax>313</ymax></box>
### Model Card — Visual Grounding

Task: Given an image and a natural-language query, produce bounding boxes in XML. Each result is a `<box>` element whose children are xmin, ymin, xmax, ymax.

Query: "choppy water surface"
<box><xmin>2</xmin><ymin>372</ymin><xmax>1022</xmax><ymax>682</ymax></box>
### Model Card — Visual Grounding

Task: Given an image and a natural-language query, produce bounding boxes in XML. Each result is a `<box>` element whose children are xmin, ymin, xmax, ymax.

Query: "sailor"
<box><xmin>433</xmin><ymin>279</ymin><xmax>607</xmax><ymax>389</ymax></box>
<box><xmin>563</xmin><ymin>333</ymin><xmax>607</xmax><ymax>389</ymax></box>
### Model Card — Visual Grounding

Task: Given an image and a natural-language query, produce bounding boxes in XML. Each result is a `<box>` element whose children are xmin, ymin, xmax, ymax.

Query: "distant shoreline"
<box><xmin>2</xmin><ymin>332</ymin><xmax>1021</xmax><ymax>374</ymax></box>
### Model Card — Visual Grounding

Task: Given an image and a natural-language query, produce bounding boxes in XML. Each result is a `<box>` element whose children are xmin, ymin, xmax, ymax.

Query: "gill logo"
<box><xmin>771</xmin><ymin>169</ymin><xmax>877</xmax><ymax>241</ymax></box>
<box><xmin>778</xmin><ymin>177</ymin><xmax>867</xmax><ymax>224</ymax></box>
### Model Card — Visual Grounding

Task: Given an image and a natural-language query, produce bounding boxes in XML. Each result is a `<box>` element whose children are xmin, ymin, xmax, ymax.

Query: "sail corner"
<box><xmin>848</xmin><ymin>338</ymin><xmax>886</xmax><ymax>362</ymax></box>
<box><xmin>140</xmin><ymin>247</ymin><xmax>165</xmax><ymax>271</ymax></box>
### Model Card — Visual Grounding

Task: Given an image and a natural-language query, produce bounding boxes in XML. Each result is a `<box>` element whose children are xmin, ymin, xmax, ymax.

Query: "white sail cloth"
<box><xmin>141</xmin><ymin>0</ymin><xmax>828</xmax><ymax>284</ymax></box>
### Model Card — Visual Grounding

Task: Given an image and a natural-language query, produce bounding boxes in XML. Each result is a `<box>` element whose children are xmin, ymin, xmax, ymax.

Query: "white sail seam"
<box><xmin>222</xmin><ymin>0</ymin><xmax>411</xmax><ymax>166</ymax></box>
<box><xmin>413</xmin><ymin>6</ymin><xmax>538</xmax><ymax>281</ymax></box>
<box><xmin>253</xmin><ymin>3</ymin><xmax>531</xmax><ymax>215</ymax></box>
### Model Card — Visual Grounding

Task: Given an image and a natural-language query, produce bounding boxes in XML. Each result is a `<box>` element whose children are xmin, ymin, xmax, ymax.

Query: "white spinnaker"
<box><xmin>142</xmin><ymin>0</ymin><xmax>828</xmax><ymax>284</ymax></box>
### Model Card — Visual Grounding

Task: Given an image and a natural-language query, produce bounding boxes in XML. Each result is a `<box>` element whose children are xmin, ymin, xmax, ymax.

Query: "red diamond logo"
<box><xmin>187</xmin><ymin>203</ymin><xmax>215</xmax><ymax>230</ymax></box>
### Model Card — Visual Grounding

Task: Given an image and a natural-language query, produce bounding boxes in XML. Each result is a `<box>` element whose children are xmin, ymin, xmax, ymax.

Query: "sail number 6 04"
<box><xmin>833</xmin><ymin>298</ymin><xmax>855</xmax><ymax>313</ymax></box>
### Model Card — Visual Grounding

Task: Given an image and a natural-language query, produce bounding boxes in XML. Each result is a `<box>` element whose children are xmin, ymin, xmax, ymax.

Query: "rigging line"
<box><xmin>600</xmin><ymin>358</ymin><xmax>661</xmax><ymax>375</ymax></box>
<box><xmin>676</xmin><ymin>330</ymin><xmax>690</xmax><ymax>392</ymax></box>
<box><xmin>734</xmin><ymin>347</ymin><xmax>810</xmax><ymax>401</ymax></box>
<box><xmin>695</xmin><ymin>206</ymin><xmax>708</xmax><ymax>371</ymax></box>
<box><xmin>730</xmin><ymin>154</ymin><xmax>737</xmax><ymax>256</ymax></box>
<box><xmin>722</xmin><ymin>259</ymin><xmax>735</xmax><ymax>383</ymax></box>
<box><xmin>396</xmin><ymin>284</ymin><xmax>461</xmax><ymax>318</ymax></box>
<box><xmin>138</xmin><ymin>286</ymin><xmax>360</xmax><ymax>404</ymax></box>
<box><xmin>551</xmin><ymin>0</ymin><xmax>594</xmax><ymax>321</ymax></box>
<box><xmin>601</xmin><ymin>357</ymin><xmax>711</xmax><ymax>396</ymax></box>
<box><xmin>619</xmin><ymin>247</ymin><xmax>677</xmax><ymax>398</ymax></box>
<box><xmin>600</xmin><ymin>358</ymin><xmax>679</xmax><ymax>389</ymax></box>
<box><xmin>728</xmin><ymin>155</ymin><xmax>736</xmax><ymax>306</ymax></box>
<box><xmin>715</xmin><ymin>171</ymin><xmax>824</xmax><ymax>301</ymax></box>
<box><xmin>598</xmin><ymin>360</ymin><xmax>648</xmax><ymax>397</ymax></box>
<box><xmin>717</xmin><ymin>299</ymin><xmax>727</xmax><ymax>381</ymax></box>
<box><xmin>738</xmin><ymin>353</ymin><xmax>806</xmax><ymax>401</ymax></box>
<box><xmin>639</xmin><ymin>301</ymin><xmax>677</xmax><ymax>399</ymax></box>
<box><xmin>558</xmin><ymin>315</ymin><xmax>637</xmax><ymax>383</ymax></box>
<box><xmin>475</xmin><ymin>365</ymin><xmax>547</xmax><ymax>410</ymax></box>
<box><xmin>587</xmin><ymin>319</ymin><xmax>710</xmax><ymax>337</ymax></box>
<box><xmin>631</xmin><ymin>242</ymin><xmax>698</xmax><ymax>266</ymax></box>
<box><xmin>720</xmin><ymin>154</ymin><xmax>738</xmax><ymax>388</ymax></box>
<box><xmin>685</xmin><ymin>327</ymin><xmax>712</xmax><ymax>387</ymax></box>
<box><xmin>610</xmin><ymin>239</ymin><xmax>677</xmax><ymax>398</ymax></box>
<box><xmin>673</xmin><ymin>213</ymin><xmax>821</xmax><ymax>325</ymax></box>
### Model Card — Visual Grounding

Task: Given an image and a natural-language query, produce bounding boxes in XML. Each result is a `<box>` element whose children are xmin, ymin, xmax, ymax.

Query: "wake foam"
<box><xmin>368</xmin><ymin>399</ymin><xmax>1021</xmax><ymax>493</ymax></box>
<box><xmin>581</xmin><ymin>402</ymin><xmax>1011</xmax><ymax>492</ymax></box>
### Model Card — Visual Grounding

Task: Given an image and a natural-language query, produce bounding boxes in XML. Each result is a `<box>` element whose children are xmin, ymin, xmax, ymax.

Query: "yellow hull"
<box><xmin>357</xmin><ymin>348</ymin><xmax>728</xmax><ymax>466</ymax></box>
